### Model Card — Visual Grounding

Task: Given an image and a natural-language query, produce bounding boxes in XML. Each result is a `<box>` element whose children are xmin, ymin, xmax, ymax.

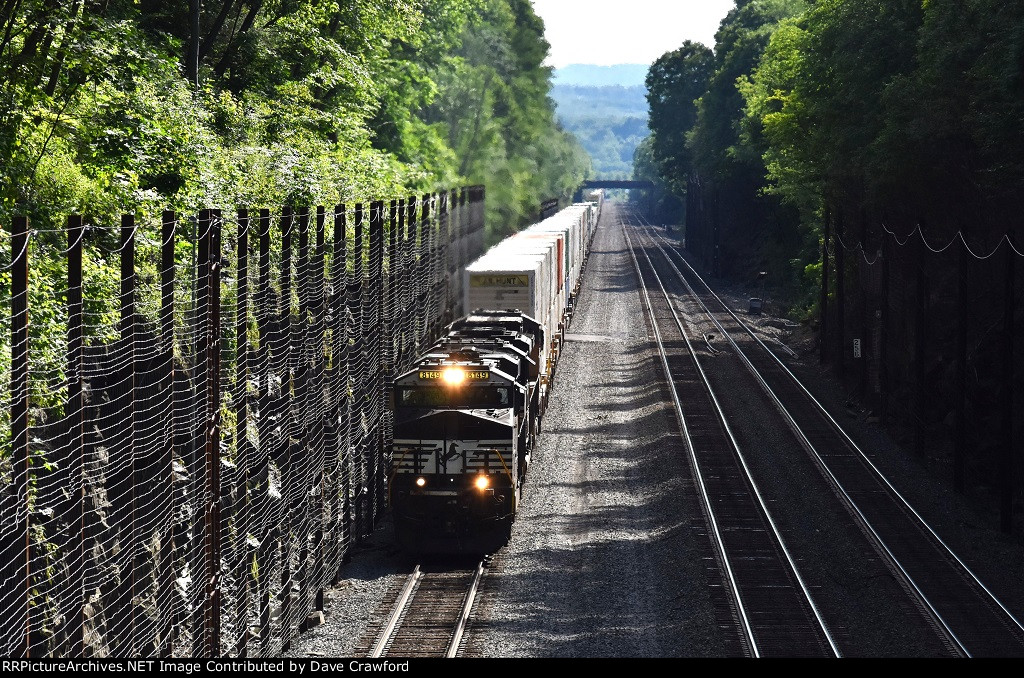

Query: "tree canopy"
<box><xmin>0</xmin><ymin>0</ymin><xmax>589</xmax><ymax>240</ymax></box>
<box><xmin>643</xmin><ymin>42</ymin><xmax>713</xmax><ymax>197</ymax></box>
<box><xmin>643</xmin><ymin>0</ymin><xmax>1024</xmax><ymax>303</ymax></box>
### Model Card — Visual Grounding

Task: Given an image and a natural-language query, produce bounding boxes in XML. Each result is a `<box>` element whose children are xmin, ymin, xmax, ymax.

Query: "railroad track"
<box><xmin>627</xmin><ymin>212</ymin><xmax>1024</xmax><ymax>657</ymax></box>
<box><xmin>620</xmin><ymin>213</ymin><xmax>839</xmax><ymax>658</ymax></box>
<box><xmin>364</xmin><ymin>561</ymin><xmax>484</xmax><ymax>658</ymax></box>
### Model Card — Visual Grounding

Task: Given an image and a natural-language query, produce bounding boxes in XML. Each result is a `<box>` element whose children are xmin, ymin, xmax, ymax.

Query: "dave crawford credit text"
<box><xmin>1</xmin><ymin>660</ymin><xmax>411</xmax><ymax>673</ymax></box>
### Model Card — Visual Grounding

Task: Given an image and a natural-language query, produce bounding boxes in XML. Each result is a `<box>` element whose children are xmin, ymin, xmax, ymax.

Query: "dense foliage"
<box><xmin>643</xmin><ymin>42</ymin><xmax>714</xmax><ymax>198</ymax></box>
<box><xmin>0</xmin><ymin>0</ymin><xmax>589</xmax><ymax>240</ymax></box>
<box><xmin>643</xmin><ymin>0</ymin><xmax>1024</xmax><ymax>306</ymax></box>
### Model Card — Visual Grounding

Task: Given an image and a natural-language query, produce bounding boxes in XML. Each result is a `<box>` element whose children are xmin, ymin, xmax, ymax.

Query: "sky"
<box><xmin>530</xmin><ymin>0</ymin><xmax>736</xmax><ymax>68</ymax></box>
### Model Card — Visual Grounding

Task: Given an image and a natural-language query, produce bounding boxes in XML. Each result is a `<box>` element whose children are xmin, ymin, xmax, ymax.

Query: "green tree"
<box><xmin>426</xmin><ymin>0</ymin><xmax>590</xmax><ymax>242</ymax></box>
<box><xmin>632</xmin><ymin>135</ymin><xmax>682</xmax><ymax>224</ymax></box>
<box><xmin>644</xmin><ymin>42</ymin><xmax>714</xmax><ymax>197</ymax></box>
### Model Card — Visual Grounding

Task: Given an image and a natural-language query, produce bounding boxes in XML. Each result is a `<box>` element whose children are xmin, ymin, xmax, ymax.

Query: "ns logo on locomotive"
<box><xmin>388</xmin><ymin>196</ymin><xmax>602</xmax><ymax>554</ymax></box>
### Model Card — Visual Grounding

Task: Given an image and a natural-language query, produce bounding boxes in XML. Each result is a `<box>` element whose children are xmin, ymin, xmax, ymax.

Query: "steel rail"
<box><xmin>445</xmin><ymin>560</ymin><xmax>484</xmax><ymax>658</ymax></box>
<box><xmin>646</xmin><ymin>220</ymin><xmax>1024</xmax><ymax>641</ymax></box>
<box><xmin>621</xmin><ymin>213</ymin><xmax>761</xmax><ymax>656</ymax></box>
<box><xmin>634</xmin><ymin>215</ymin><xmax>980</xmax><ymax>656</ymax></box>
<box><xmin>625</xmin><ymin>217</ymin><xmax>840</xmax><ymax>657</ymax></box>
<box><xmin>369</xmin><ymin>565</ymin><xmax>422</xmax><ymax>658</ymax></box>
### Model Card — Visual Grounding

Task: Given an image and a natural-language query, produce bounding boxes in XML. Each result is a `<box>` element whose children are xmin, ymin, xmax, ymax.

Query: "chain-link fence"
<box><xmin>0</xmin><ymin>186</ymin><xmax>485</xmax><ymax>657</ymax></box>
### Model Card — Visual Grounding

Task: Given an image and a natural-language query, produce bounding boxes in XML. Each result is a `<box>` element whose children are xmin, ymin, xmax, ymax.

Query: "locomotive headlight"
<box><xmin>474</xmin><ymin>474</ymin><xmax>490</xmax><ymax>490</ymax></box>
<box><xmin>415</xmin><ymin>477</ymin><xmax>426</xmax><ymax>487</ymax></box>
<box><xmin>442</xmin><ymin>367</ymin><xmax>465</xmax><ymax>386</ymax></box>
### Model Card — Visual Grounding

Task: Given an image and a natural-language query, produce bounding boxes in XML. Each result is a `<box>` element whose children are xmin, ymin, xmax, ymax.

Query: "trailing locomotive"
<box><xmin>388</xmin><ymin>202</ymin><xmax>598</xmax><ymax>553</ymax></box>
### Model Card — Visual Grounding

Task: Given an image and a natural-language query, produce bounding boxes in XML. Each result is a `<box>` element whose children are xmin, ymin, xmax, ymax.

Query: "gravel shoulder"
<box><xmin>468</xmin><ymin>204</ymin><xmax>732</xmax><ymax>657</ymax></box>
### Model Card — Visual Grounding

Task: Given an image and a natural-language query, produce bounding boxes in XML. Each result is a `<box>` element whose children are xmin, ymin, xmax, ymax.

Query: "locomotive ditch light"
<box><xmin>474</xmin><ymin>474</ymin><xmax>490</xmax><ymax>491</ymax></box>
<box><xmin>442</xmin><ymin>367</ymin><xmax>466</xmax><ymax>386</ymax></box>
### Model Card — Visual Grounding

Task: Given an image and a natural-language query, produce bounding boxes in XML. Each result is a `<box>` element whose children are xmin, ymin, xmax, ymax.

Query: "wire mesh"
<box><xmin>0</xmin><ymin>186</ymin><xmax>485</xmax><ymax>658</ymax></box>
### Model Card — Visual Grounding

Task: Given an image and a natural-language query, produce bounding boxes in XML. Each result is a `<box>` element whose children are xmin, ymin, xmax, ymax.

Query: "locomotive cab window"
<box><xmin>398</xmin><ymin>385</ymin><xmax>511</xmax><ymax>408</ymax></box>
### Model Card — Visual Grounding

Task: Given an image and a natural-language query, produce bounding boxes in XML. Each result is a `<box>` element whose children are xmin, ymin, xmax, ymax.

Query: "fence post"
<box><xmin>386</xmin><ymin>202</ymin><xmax>398</xmax><ymax>485</ymax></box>
<box><xmin>234</xmin><ymin>208</ymin><xmax>251</xmax><ymax>656</ymax></box>
<box><xmin>459</xmin><ymin>188</ymin><xmax>468</xmax><ymax>318</ymax></box>
<box><xmin>879</xmin><ymin>231</ymin><xmax>889</xmax><ymax>425</ymax></box>
<box><xmin>434</xmin><ymin>192</ymin><xmax>445</xmax><ymax>338</ymax></box>
<box><xmin>205</xmin><ymin>209</ymin><xmax>223</xmax><ymax>656</ymax></box>
<box><xmin>312</xmin><ymin>206</ymin><xmax>327</xmax><ymax>617</ymax></box>
<box><xmin>294</xmin><ymin>206</ymin><xmax>311</xmax><ymax>637</ymax></box>
<box><xmin>442</xmin><ymin>190</ymin><xmax>453</xmax><ymax>325</ymax></box>
<box><xmin>387</xmin><ymin>200</ymin><xmax>398</xmax><ymax>378</ymax></box>
<box><xmin>298</xmin><ymin>206</ymin><xmax>313</xmax><ymax>636</ymax></box>
<box><xmin>331</xmin><ymin>205</ymin><xmax>350</xmax><ymax>575</ymax></box>
<box><xmin>66</xmin><ymin>216</ymin><xmax>84</xmax><ymax>657</ymax></box>
<box><xmin>425</xmin><ymin>194</ymin><xmax>433</xmax><ymax>342</ymax></box>
<box><xmin>280</xmin><ymin>206</ymin><xmax>295</xmax><ymax>649</ymax></box>
<box><xmin>711</xmin><ymin>187</ymin><xmax>720</xmax><ymax>277</ymax></box>
<box><xmin>835</xmin><ymin>210</ymin><xmax>846</xmax><ymax>381</ymax></box>
<box><xmin>396</xmin><ymin>199</ymin><xmax>407</xmax><ymax>370</ymax></box>
<box><xmin>914</xmin><ymin>226</ymin><xmax>928</xmax><ymax>459</ymax></box>
<box><xmin>114</xmin><ymin>214</ymin><xmax>138</xmax><ymax>656</ymax></box>
<box><xmin>191</xmin><ymin>211</ymin><xmax>209</xmax><ymax>656</ymax></box>
<box><xmin>820</xmin><ymin>207</ymin><xmax>831</xmax><ymax>365</ymax></box>
<box><xmin>159</xmin><ymin>210</ymin><xmax>176</xmax><ymax>656</ymax></box>
<box><xmin>859</xmin><ymin>210</ymin><xmax>869</xmax><ymax>400</ymax></box>
<box><xmin>685</xmin><ymin>176</ymin><xmax>695</xmax><ymax>255</ymax></box>
<box><xmin>8</xmin><ymin>217</ymin><xmax>29</xmax><ymax>656</ymax></box>
<box><xmin>1001</xmin><ymin>234</ymin><xmax>1016</xmax><ymax>534</ymax></box>
<box><xmin>955</xmin><ymin>236</ymin><xmax>968</xmax><ymax>494</ymax></box>
<box><xmin>351</xmin><ymin>204</ymin><xmax>364</xmax><ymax>541</ymax></box>
<box><xmin>256</xmin><ymin>208</ymin><xmax>272</xmax><ymax>654</ymax></box>
<box><xmin>369</xmin><ymin>200</ymin><xmax>385</xmax><ymax>526</ymax></box>
<box><xmin>409</xmin><ymin>197</ymin><xmax>422</xmax><ymax>355</ymax></box>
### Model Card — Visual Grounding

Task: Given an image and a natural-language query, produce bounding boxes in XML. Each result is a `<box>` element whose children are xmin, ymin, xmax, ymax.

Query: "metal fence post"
<box><xmin>312</xmin><ymin>206</ymin><xmax>327</xmax><ymax>617</ymax></box>
<box><xmin>331</xmin><ymin>205</ymin><xmax>350</xmax><ymax>574</ymax></box>
<box><xmin>820</xmin><ymin>207</ymin><xmax>831</xmax><ymax>365</ymax></box>
<box><xmin>370</xmin><ymin>200</ymin><xmax>385</xmax><ymax>524</ymax></box>
<box><xmin>111</xmin><ymin>214</ymin><xmax>139</xmax><ymax>656</ymax></box>
<box><xmin>256</xmin><ymin>208</ymin><xmax>272</xmax><ymax>655</ymax></box>
<box><xmin>279</xmin><ymin>206</ymin><xmax>294</xmax><ymax>649</ymax></box>
<box><xmin>159</xmin><ymin>210</ymin><xmax>176</xmax><ymax>656</ymax></box>
<box><xmin>351</xmin><ymin>204</ymin><xmax>364</xmax><ymax>541</ymax></box>
<box><xmin>10</xmin><ymin>216</ymin><xmax>30</xmax><ymax>656</ymax></box>
<box><xmin>66</xmin><ymin>216</ymin><xmax>84</xmax><ymax>657</ymax></box>
<box><xmin>233</xmin><ymin>208</ymin><xmax>251</xmax><ymax>656</ymax></box>
<box><xmin>1001</xmin><ymin>234</ymin><xmax>1016</xmax><ymax>534</ymax></box>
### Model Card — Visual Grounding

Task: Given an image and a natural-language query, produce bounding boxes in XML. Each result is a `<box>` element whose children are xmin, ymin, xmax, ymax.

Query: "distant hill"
<box><xmin>552</xmin><ymin>84</ymin><xmax>647</xmax><ymax>119</ymax></box>
<box><xmin>553</xmin><ymin>64</ymin><xmax>649</xmax><ymax>88</ymax></box>
<box><xmin>551</xmin><ymin>69</ymin><xmax>649</xmax><ymax>179</ymax></box>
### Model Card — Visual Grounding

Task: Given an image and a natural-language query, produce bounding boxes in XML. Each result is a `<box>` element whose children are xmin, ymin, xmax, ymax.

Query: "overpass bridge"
<box><xmin>574</xmin><ymin>180</ymin><xmax>654</xmax><ymax>214</ymax></box>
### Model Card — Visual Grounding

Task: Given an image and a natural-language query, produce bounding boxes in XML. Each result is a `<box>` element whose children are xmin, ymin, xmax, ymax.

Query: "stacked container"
<box><xmin>463</xmin><ymin>202</ymin><xmax>596</xmax><ymax>397</ymax></box>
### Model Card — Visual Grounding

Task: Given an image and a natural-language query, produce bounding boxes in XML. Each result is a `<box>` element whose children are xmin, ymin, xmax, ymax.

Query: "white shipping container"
<box><xmin>464</xmin><ymin>251</ymin><xmax>554</xmax><ymax>378</ymax></box>
<box><xmin>461</xmin><ymin>202</ymin><xmax>598</xmax><ymax>390</ymax></box>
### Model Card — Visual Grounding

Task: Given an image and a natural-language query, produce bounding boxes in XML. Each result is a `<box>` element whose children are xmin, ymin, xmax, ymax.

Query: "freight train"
<box><xmin>388</xmin><ymin>199</ymin><xmax>600</xmax><ymax>553</ymax></box>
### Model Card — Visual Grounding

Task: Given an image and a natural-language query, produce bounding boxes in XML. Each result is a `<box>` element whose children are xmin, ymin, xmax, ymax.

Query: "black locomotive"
<box><xmin>388</xmin><ymin>201</ymin><xmax>597</xmax><ymax>553</ymax></box>
<box><xmin>389</xmin><ymin>311</ymin><xmax>543</xmax><ymax>553</ymax></box>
